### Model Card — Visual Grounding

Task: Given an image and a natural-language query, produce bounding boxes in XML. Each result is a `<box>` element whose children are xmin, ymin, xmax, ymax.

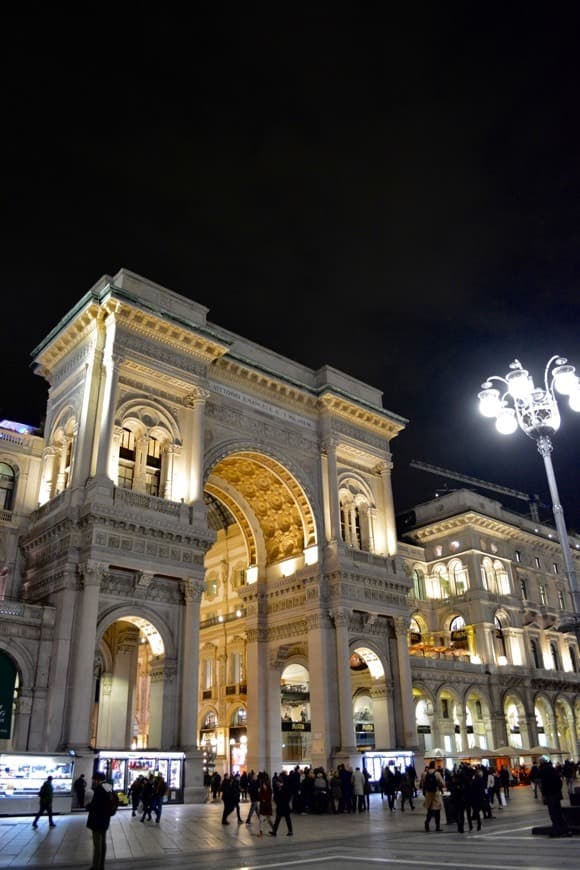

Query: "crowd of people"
<box><xmin>206</xmin><ymin>755</ymin><xmax>578</xmax><ymax>839</ymax></box>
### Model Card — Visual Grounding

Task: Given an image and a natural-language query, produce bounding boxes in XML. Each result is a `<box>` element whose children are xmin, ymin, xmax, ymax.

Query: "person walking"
<box><xmin>128</xmin><ymin>775</ymin><xmax>144</xmax><ymax>817</ymax></box>
<box><xmin>245</xmin><ymin>771</ymin><xmax>260</xmax><ymax>825</ymax></box>
<box><xmin>152</xmin><ymin>772</ymin><xmax>167</xmax><ymax>823</ymax></box>
<box><xmin>352</xmin><ymin>767</ymin><xmax>366</xmax><ymax>812</ymax></box>
<box><xmin>74</xmin><ymin>773</ymin><xmax>87</xmax><ymax>809</ymax></box>
<box><xmin>257</xmin><ymin>771</ymin><xmax>274</xmax><ymax>836</ymax></box>
<box><xmin>86</xmin><ymin>771</ymin><xmax>113</xmax><ymax>870</ymax></box>
<box><xmin>270</xmin><ymin>770</ymin><xmax>293</xmax><ymax>836</ymax></box>
<box><xmin>420</xmin><ymin>761</ymin><xmax>444</xmax><ymax>832</ymax></box>
<box><xmin>211</xmin><ymin>770</ymin><xmax>222</xmax><ymax>801</ymax></box>
<box><xmin>399</xmin><ymin>767</ymin><xmax>415</xmax><ymax>812</ymax></box>
<box><xmin>530</xmin><ymin>761</ymin><xmax>541</xmax><ymax>799</ymax></box>
<box><xmin>231</xmin><ymin>773</ymin><xmax>243</xmax><ymax>823</ymax></box>
<box><xmin>140</xmin><ymin>775</ymin><xmax>155</xmax><ymax>822</ymax></box>
<box><xmin>32</xmin><ymin>775</ymin><xmax>56</xmax><ymax>828</ymax></box>
<box><xmin>468</xmin><ymin>766</ymin><xmax>487</xmax><ymax>832</ymax></box>
<box><xmin>221</xmin><ymin>773</ymin><xmax>233</xmax><ymax>824</ymax></box>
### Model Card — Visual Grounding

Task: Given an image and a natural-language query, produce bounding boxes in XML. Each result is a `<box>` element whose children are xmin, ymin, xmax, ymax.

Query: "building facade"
<box><xmin>0</xmin><ymin>269</ymin><xmax>578</xmax><ymax>802</ymax></box>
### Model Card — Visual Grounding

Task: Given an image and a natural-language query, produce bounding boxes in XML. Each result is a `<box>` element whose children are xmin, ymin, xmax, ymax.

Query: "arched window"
<box><xmin>450</xmin><ymin>615</ymin><xmax>465</xmax><ymax>632</ymax></box>
<box><xmin>530</xmin><ymin>639</ymin><xmax>541</xmax><ymax>669</ymax></box>
<box><xmin>409</xmin><ymin>617</ymin><xmax>422</xmax><ymax>645</ymax></box>
<box><xmin>493</xmin><ymin>560</ymin><xmax>510</xmax><ymax>595</ymax></box>
<box><xmin>0</xmin><ymin>463</ymin><xmax>16</xmax><ymax>511</ymax></box>
<box><xmin>339</xmin><ymin>481</ymin><xmax>374</xmax><ymax>552</ymax></box>
<box><xmin>494</xmin><ymin>616</ymin><xmax>508</xmax><ymax>662</ymax></box>
<box><xmin>481</xmin><ymin>558</ymin><xmax>495</xmax><ymax>593</ymax></box>
<box><xmin>433</xmin><ymin>564</ymin><xmax>450</xmax><ymax>599</ymax></box>
<box><xmin>449</xmin><ymin>559</ymin><xmax>469</xmax><ymax>595</ymax></box>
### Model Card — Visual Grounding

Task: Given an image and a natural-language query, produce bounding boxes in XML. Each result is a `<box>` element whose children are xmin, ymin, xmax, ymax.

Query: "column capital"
<box><xmin>184</xmin><ymin>387</ymin><xmax>211</xmax><ymax>407</ymax></box>
<box><xmin>78</xmin><ymin>562</ymin><xmax>107</xmax><ymax>587</ymax></box>
<box><xmin>393</xmin><ymin>615</ymin><xmax>410</xmax><ymax>637</ymax></box>
<box><xmin>321</xmin><ymin>437</ymin><xmax>339</xmax><ymax>454</ymax></box>
<box><xmin>181</xmin><ymin>577</ymin><xmax>204</xmax><ymax>604</ymax></box>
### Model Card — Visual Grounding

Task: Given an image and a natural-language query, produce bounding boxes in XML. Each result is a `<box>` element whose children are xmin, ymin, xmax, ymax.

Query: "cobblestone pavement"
<box><xmin>1</xmin><ymin>785</ymin><xmax>578</xmax><ymax>870</ymax></box>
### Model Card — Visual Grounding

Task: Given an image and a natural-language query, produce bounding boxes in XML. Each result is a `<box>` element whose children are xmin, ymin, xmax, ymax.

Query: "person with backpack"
<box><xmin>86</xmin><ymin>770</ymin><xmax>114</xmax><ymax>870</ymax></box>
<box><xmin>420</xmin><ymin>761</ymin><xmax>445</xmax><ymax>832</ymax></box>
<box><xmin>152</xmin><ymin>772</ymin><xmax>167</xmax><ymax>823</ymax></box>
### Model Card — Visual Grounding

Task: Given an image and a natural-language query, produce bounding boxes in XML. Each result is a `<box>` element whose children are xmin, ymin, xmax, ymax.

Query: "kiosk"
<box><xmin>0</xmin><ymin>752</ymin><xmax>75</xmax><ymax>816</ymax></box>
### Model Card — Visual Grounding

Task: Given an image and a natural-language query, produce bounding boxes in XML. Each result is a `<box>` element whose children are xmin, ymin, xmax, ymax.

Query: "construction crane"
<box><xmin>409</xmin><ymin>460</ymin><xmax>542</xmax><ymax>522</ymax></box>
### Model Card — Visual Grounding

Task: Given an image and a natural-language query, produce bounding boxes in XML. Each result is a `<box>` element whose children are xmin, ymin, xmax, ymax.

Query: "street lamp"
<box><xmin>477</xmin><ymin>356</ymin><xmax>580</xmax><ymax>625</ymax></box>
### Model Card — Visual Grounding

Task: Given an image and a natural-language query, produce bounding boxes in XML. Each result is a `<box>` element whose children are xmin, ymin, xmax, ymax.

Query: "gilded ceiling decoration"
<box><xmin>210</xmin><ymin>452</ymin><xmax>316</xmax><ymax>565</ymax></box>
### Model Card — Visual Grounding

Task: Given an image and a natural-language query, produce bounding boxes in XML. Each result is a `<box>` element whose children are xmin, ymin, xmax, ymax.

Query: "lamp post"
<box><xmin>477</xmin><ymin>356</ymin><xmax>580</xmax><ymax>627</ymax></box>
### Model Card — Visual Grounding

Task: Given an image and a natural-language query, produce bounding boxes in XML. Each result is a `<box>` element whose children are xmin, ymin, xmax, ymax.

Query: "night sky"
<box><xmin>3</xmin><ymin>10</ymin><xmax>580</xmax><ymax>532</ymax></box>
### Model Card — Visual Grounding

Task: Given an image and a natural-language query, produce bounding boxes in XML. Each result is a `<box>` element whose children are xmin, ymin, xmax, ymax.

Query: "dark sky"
<box><xmin>3</xmin><ymin>10</ymin><xmax>580</xmax><ymax>532</ymax></box>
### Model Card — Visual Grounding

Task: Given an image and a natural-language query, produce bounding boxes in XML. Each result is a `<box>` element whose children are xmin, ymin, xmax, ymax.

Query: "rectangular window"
<box><xmin>145</xmin><ymin>469</ymin><xmax>160</xmax><ymax>497</ymax></box>
<box><xmin>520</xmin><ymin>578</ymin><xmax>527</xmax><ymax>600</ymax></box>
<box><xmin>442</xmin><ymin>699</ymin><xmax>449</xmax><ymax>719</ymax></box>
<box><xmin>203</xmin><ymin>658</ymin><xmax>213</xmax><ymax>690</ymax></box>
<box><xmin>558</xmin><ymin>590</ymin><xmax>565</xmax><ymax>609</ymax></box>
<box><xmin>539</xmin><ymin>584</ymin><xmax>546</xmax><ymax>605</ymax></box>
<box><xmin>117</xmin><ymin>463</ymin><xmax>134</xmax><ymax>490</ymax></box>
<box><xmin>552</xmin><ymin>563</ymin><xmax>559</xmax><ymax>575</ymax></box>
<box><xmin>534</xmin><ymin>556</ymin><xmax>541</xmax><ymax>569</ymax></box>
<box><xmin>514</xmin><ymin>550</ymin><xmax>521</xmax><ymax>563</ymax></box>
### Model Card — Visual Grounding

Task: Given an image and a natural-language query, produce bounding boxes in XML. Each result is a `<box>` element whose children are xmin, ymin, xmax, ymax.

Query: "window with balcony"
<box><xmin>339</xmin><ymin>479</ymin><xmax>374</xmax><ymax>552</ymax></box>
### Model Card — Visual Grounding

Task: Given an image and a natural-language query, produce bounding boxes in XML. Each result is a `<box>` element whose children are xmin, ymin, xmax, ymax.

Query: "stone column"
<box><xmin>181</xmin><ymin>577</ymin><xmax>207</xmax><ymax>804</ymax></box>
<box><xmin>393</xmin><ymin>616</ymin><xmax>416</xmax><ymax>748</ymax></box>
<box><xmin>109</xmin><ymin>627</ymin><xmax>139</xmax><ymax>746</ymax></box>
<box><xmin>376</xmin><ymin>460</ymin><xmax>397</xmax><ymax>556</ymax></box>
<box><xmin>371</xmin><ymin>684</ymin><xmax>392</xmax><ymax>749</ymax></box>
<box><xmin>180</xmin><ymin>578</ymin><xmax>203</xmax><ymax>748</ymax></box>
<box><xmin>96</xmin><ymin>673</ymin><xmax>113</xmax><ymax>746</ymax></box>
<box><xmin>148</xmin><ymin>660</ymin><xmax>165</xmax><ymax>747</ymax></box>
<box><xmin>38</xmin><ymin>446</ymin><xmax>60</xmax><ymax>505</ymax></box>
<box><xmin>66</xmin><ymin>563</ymin><xmax>104</xmax><ymax>749</ymax></box>
<box><xmin>306</xmin><ymin>610</ymin><xmax>337</xmax><ymax>768</ymax></box>
<box><xmin>321</xmin><ymin>438</ymin><xmax>340</xmax><ymax>543</ymax></box>
<box><xmin>332</xmin><ymin>607</ymin><xmax>357</xmax><ymax>755</ymax></box>
<box><xmin>184</xmin><ymin>388</ymin><xmax>210</xmax><ymax>504</ymax></box>
<box><xmin>94</xmin><ymin>339</ymin><xmax>122</xmax><ymax>480</ymax></box>
<box><xmin>73</xmin><ymin>314</ymin><xmax>108</xmax><ymax>487</ymax></box>
<box><xmin>162</xmin><ymin>444</ymin><xmax>177</xmax><ymax>500</ymax></box>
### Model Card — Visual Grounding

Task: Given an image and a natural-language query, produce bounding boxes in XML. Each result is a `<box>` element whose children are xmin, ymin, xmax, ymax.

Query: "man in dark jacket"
<box><xmin>538</xmin><ymin>757</ymin><xmax>571</xmax><ymax>837</ymax></box>
<box><xmin>32</xmin><ymin>775</ymin><xmax>56</xmax><ymax>828</ymax></box>
<box><xmin>270</xmin><ymin>770</ymin><xmax>293</xmax><ymax>836</ymax></box>
<box><xmin>86</xmin><ymin>771</ymin><xmax>113</xmax><ymax>870</ymax></box>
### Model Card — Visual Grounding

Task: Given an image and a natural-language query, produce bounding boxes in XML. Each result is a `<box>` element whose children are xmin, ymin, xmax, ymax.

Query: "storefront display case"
<box><xmin>96</xmin><ymin>751</ymin><xmax>185</xmax><ymax>804</ymax></box>
<box><xmin>0</xmin><ymin>752</ymin><xmax>75</xmax><ymax>816</ymax></box>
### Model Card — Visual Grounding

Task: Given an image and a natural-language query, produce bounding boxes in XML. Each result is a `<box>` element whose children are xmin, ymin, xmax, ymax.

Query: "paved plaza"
<box><xmin>0</xmin><ymin>785</ymin><xmax>578</xmax><ymax>870</ymax></box>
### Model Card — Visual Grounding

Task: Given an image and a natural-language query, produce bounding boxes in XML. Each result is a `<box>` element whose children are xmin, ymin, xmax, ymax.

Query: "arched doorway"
<box><xmin>350</xmin><ymin>646</ymin><xmax>387</xmax><ymax>750</ymax></box>
<box><xmin>94</xmin><ymin>617</ymin><xmax>166</xmax><ymax>750</ymax></box>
